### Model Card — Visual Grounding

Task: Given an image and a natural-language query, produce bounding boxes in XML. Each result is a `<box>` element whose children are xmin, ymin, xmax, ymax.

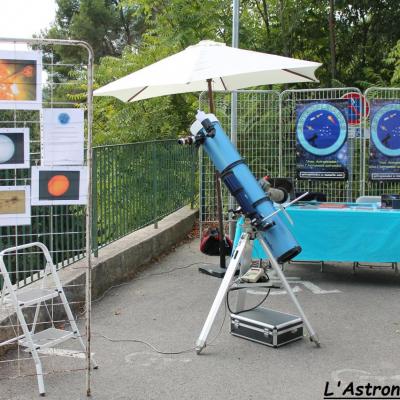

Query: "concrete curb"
<box><xmin>0</xmin><ymin>206</ymin><xmax>198</xmax><ymax>355</ymax></box>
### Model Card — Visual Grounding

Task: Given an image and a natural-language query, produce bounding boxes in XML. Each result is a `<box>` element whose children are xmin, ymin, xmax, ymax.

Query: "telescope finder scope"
<box><xmin>177</xmin><ymin>136</ymin><xmax>194</xmax><ymax>145</ymax></box>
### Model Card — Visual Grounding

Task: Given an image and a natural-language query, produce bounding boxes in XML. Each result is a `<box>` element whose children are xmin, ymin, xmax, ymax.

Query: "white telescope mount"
<box><xmin>195</xmin><ymin>194</ymin><xmax>320</xmax><ymax>354</ymax></box>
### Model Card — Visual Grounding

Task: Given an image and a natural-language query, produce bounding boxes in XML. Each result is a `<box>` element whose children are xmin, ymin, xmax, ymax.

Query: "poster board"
<box><xmin>296</xmin><ymin>101</ymin><xmax>348</xmax><ymax>180</ymax></box>
<box><xmin>0</xmin><ymin>127</ymin><xmax>29</xmax><ymax>169</ymax></box>
<box><xmin>31</xmin><ymin>166</ymin><xmax>88</xmax><ymax>206</ymax></box>
<box><xmin>0</xmin><ymin>50</ymin><xmax>42</xmax><ymax>110</ymax></box>
<box><xmin>369</xmin><ymin>101</ymin><xmax>400</xmax><ymax>181</ymax></box>
<box><xmin>41</xmin><ymin>108</ymin><xmax>84</xmax><ymax>166</ymax></box>
<box><xmin>0</xmin><ymin>186</ymin><xmax>31</xmax><ymax>226</ymax></box>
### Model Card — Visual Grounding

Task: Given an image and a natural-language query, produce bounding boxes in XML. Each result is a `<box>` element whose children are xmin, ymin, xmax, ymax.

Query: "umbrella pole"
<box><xmin>207</xmin><ymin>79</ymin><xmax>226</xmax><ymax>269</ymax></box>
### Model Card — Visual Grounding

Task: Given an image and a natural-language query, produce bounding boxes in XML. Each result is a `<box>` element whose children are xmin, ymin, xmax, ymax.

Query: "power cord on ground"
<box><xmin>226</xmin><ymin>271</ymin><xmax>271</xmax><ymax>315</ymax></box>
<box><xmin>91</xmin><ymin>261</ymin><xmax>218</xmax><ymax>304</ymax></box>
<box><xmin>226</xmin><ymin>285</ymin><xmax>270</xmax><ymax>315</ymax></box>
<box><xmin>92</xmin><ymin>261</ymin><xmax>227</xmax><ymax>355</ymax></box>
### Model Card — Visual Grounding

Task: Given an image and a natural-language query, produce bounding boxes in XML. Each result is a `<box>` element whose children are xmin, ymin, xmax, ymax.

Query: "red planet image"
<box><xmin>47</xmin><ymin>175</ymin><xmax>70</xmax><ymax>197</ymax></box>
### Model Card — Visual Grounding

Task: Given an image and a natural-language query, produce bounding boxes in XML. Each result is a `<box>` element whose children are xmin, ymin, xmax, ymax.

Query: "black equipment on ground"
<box><xmin>200</xmin><ymin>227</ymin><xmax>233</xmax><ymax>256</ymax></box>
<box><xmin>230</xmin><ymin>307</ymin><xmax>303</xmax><ymax>348</ymax></box>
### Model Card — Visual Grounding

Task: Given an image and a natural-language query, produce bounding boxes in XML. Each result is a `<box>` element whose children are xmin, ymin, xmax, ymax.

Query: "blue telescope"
<box><xmin>188</xmin><ymin>111</ymin><xmax>301</xmax><ymax>263</ymax></box>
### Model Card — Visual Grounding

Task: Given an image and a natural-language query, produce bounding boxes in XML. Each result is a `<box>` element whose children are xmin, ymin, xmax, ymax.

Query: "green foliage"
<box><xmin>43</xmin><ymin>0</ymin><xmax>146</xmax><ymax>62</ymax></box>
<box><xmin>40</xmin><ymin>0</ymin><xmax>400</xmax><ymax>145</ymax></box>
<box><xmin>335</xmin><ymin>0</ymin><xmax>400</xmax><ymax>87</ymax></box>
<box><xmin>387</xmin><ymin>40</ymin><xmax>400</xmax><ymax>86</ymax></box>
<box><xmin>93</xmin><ymin>49</ymin><xmax>198</xmax><ymax>144</ymax></box>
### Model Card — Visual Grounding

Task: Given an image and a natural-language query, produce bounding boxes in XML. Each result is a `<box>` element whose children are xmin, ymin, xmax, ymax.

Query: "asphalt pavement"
<box><xmin>2</xmin><ymin>239</ymin><xmax>400</xmax><ymax>400</ymax></box>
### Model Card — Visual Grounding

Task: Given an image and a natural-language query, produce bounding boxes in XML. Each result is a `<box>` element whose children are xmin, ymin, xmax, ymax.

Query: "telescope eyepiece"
<box><xmin>177</xmin><ymin>136</ymin><xmax>194</xmax><ymax>145</ymax></box>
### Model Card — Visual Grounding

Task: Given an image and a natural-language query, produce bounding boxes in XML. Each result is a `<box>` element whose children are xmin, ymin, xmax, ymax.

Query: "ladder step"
<box><xmin>20</xmin><ymin>328</ymin><xmax>75</xmax><ymax>350</ymax></box>
<box><xmin>5</xmin><ymin>288</ymin><xmax>60</xmax><ymax>307</ymax></box>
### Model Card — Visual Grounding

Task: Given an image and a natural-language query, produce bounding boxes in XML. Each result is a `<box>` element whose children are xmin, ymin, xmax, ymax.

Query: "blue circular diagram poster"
<box><xmin>369</xmin><ymin>101</ymin><xmax>400</xmax><ymax>181</ymax></box>
<box><xmin>296</xmin><ymin>102</ymin><xmax>348</xmax><ymax>180</ymax></box>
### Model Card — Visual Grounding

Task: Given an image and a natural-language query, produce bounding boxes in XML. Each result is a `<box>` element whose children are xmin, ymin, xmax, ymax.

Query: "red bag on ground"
<box><xmin>200</xmin><ymin>227</ymin><xmax>233</xmax><ymax>256</ymax></box>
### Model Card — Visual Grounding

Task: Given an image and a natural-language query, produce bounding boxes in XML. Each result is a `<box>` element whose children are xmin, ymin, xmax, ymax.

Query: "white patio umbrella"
<box><xmin>94</xmin><ymin>40</ymin><xmax>320</xmax><ymax>106</ymax></box>
<box><xmin>94</xmin><ymin>40</ymin><xmax>321</xmax><ymax>272</ymax></box>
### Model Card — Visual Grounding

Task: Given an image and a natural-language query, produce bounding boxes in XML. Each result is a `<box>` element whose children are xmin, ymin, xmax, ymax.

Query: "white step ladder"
<box><xmin>0</xmin><ymin>242</ymin><xmax>96</xmax><ymax>396</ymax></box>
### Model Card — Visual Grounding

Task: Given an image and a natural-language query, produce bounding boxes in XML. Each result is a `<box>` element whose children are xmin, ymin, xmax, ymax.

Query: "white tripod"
<box><xmin>195</xmin><ymin>218</ymin><xmax>320</xmax><ymax>354</ymax></box>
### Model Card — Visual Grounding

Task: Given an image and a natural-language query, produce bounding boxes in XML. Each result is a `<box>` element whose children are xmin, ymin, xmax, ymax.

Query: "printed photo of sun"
<box><xmin>0</xmin><ymin>59</ymin><xmax>37</xmax><ymax>101</ymax></box>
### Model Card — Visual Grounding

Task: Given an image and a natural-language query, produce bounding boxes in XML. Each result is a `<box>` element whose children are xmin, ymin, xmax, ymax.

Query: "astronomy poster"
<box><xmin>41</xmin><ymin>108</ymin><xmax>85</xmax><ymax>166</ymax></box>
<box><xmin>0</xmin><ymin>186</ymin><xmax>31</xmax><ymax>226</ymax></box>
<box><xmin>0</xmin><ymin>50</ymin><xmax>42</xmax><ymax>110</ymax></box>
<box><xmin>296</xmin><ymin>101</ymin><xmax>349</xmax><ymax>180</ymax></box>
<box><xmin>369</xmin><ymin>101</ymin><xmax>400</xmax><ymax>181</ymax></box>
<box><xmin>31</xmin><ymin>166</ymin><xmax>88</xmax><ymax>206</ymax></box>
<box><xmin>0</xmin><ymin>128</ymin><xmax>29</xmax><ymax>169</ymax></box>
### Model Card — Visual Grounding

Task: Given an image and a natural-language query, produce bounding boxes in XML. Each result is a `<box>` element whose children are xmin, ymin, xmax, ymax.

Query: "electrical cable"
<box><xmin>226</xmin><ymin>286</ymin><xmax>270</xmax><ymax>315</ymax></box>
<box><xmin>226</xmin><ymin>271</ymin><xmax>271</xmax><ymax>315</ymax></box>
<box><xmin>94</xmin><ymin>333</ymin><xmax>196</xmax><ymax>355</ymax></box>
<box><xmin>94</xmin><ymin>300</ymin><xmax>228</xmax><ymax>355</ymax></box>
<box><xmin>92</xmin><ymin>261</ymin><xmax>228</xmax><ymax>355</ymax></box>
<box><xmin>91</xmin><ymin>261</ymin><xmax>218</xmax><ymax>304</ymax></box>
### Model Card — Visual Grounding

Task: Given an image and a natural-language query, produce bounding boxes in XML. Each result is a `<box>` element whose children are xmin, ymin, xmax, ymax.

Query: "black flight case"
<box><xmin>230</xmin><ymin>307</ymin><xmax>303</xmax><ymax>348</ymax></box>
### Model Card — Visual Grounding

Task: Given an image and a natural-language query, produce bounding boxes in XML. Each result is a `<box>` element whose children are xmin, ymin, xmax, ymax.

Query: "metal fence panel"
<box><xmin>0</xmin><ymin>37</ymin><xmax>94</xmax><ymax>397</ymax></box>
<box><xmin>0</xmin><ymin>44</ymin><xmax>90</xmax><ymax>286</ymax></box>
<box><xmin>199</xmin><ymin>88</ymin><xmax>376</xmax><ymax>232</ymax></box>
<box><xmin>280</xmin><ymin>87</ymin><xmax>363</xmax><ymax>202</ymax></box>
<box><xmin>92</xmin><ymin>140</ymin><xmax>196</xmax><ymax>251</ymax></box>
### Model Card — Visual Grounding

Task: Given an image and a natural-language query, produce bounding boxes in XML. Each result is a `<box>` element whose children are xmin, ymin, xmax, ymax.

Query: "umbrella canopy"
<box><xmin>94</xmin><ymin>40</ymin><xmax>321</xmax><ymax>102</ymax></box>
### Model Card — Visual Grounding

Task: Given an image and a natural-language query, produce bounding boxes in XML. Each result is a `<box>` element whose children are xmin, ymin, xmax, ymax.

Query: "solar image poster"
<box><xmin>296</xmin><ymin>101</ymin><xmax>349</xmax><ymax>180</ymax></box>
<box><xmin>31</xmin><ymin>166</ymin><xmax>88</xmax><ymax>206</ymax></box>
<box><xmin>0</xmin><ymin>186</ymin><xmax>31</xmax><ymax>226</ymax></box>
<box><xmin>369</xmin><ymin>101</ymin><xmax>400</xmax><ymax>181</ymax></box>
<box><xmin>0</xmin><ymin>50</ymin><xmax>42</xmax><ymax>110</ymax></box>
<box><xmin>0</xmin><ymin>128</ymin><xmax>29</xmax><ymax>169</ymax></box>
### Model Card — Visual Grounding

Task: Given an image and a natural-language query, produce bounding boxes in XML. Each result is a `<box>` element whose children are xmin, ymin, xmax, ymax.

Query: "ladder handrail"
<box><xmin>0</xmin><ymin>242</ymin><xmax>52</xmax><ymax>260</ymax></box>
<box><xmin>0</xmin><ymin>242</ymin><xmax>55</xmax><ymax>287</ymax></box>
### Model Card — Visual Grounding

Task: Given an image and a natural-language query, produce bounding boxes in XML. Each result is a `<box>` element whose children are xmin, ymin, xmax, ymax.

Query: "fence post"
<box><xmin>91</xmin><ymin>149</ymin><xmax>98</xmax><ymax>256</ymax></box>
<box><xmin>153</xmin><ymin>143</ymin><xmax>158</xmax><ymax>228</ymax></box>
<box><xmin>191</xmin><ymin>146</ymin><xmax>196</xmax><ymax>209</ymax></box>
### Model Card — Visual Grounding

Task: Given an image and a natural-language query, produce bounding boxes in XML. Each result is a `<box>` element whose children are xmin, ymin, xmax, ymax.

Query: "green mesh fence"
<box><xmin>92</xmin><ymin>139</ymin><xmax>197</xmax><ymax>252</ymax></box>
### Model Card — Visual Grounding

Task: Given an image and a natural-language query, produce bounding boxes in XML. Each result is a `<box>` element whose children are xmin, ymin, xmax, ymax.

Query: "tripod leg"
<box><xmin>258</xmin><ymin>237</ymin><xmax>320</xmax><ymax>347</ymax></box>
<box><xmin>196</xmin><ymin>233</ymin><xmax>249</xmax><ymax>354</ymax></box>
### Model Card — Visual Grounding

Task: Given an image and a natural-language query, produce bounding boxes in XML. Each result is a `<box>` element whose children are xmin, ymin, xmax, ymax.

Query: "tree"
<box><xmin>92</xmin><ymin>0</ymin><xmax>233</xmax><ymax>144</ymax></box>
<box><xmin>40</xmin><ymin>0</ymin><xmax>400</xmax><ymax>146</ymax></box>
<box><xmin>328</xmin><ymin>0</ymin><xmax>337</xmax><ymax>82</ymax></box>
<box><xmin>43</xmin><ymin>0</ymin><xmax>146</xmax><ymax>62</ymax></box>
<box><xmin>387</xmin><ymin>40</ymin><xmax>400</xmax><ymax>86</ymax></box>
<box><xmin>335</xmin><ymin>0</ymin><xmax>400</xmax><ymax>87</ymax></box>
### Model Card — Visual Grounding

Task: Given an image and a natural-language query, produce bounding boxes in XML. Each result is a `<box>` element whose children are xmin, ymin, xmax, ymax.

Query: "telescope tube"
<box><xmin>190</xmin><ymin>112</ymin><xmax>301</xmax><ymax>263</ymax></box>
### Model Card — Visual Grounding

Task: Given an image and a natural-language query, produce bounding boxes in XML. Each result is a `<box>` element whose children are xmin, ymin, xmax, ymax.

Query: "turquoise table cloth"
<box><xmin>233</xmin><ymin>204</ymin><xmax>400</xmax><ymax>263</ymax></box>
